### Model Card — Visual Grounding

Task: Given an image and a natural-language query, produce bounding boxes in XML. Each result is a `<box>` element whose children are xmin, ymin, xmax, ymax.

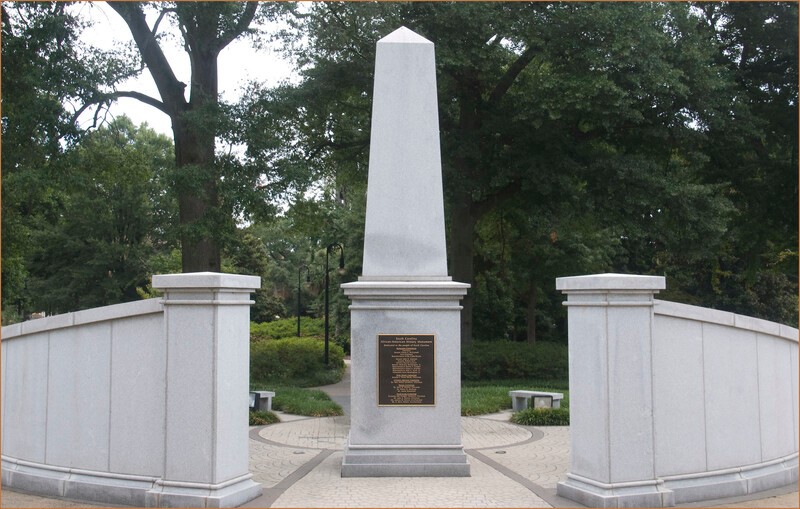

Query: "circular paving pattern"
<box><xmin>258</xmin><ymin>415</ymin><xmax>532</xmax><ymax>450</ymax></box>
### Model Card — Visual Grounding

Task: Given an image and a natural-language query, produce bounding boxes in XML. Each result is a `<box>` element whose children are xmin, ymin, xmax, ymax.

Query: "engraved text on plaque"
<box><xmin>377</xmin><ymin>334</ymin><xmax>435</xmax><ymax>406</ymax></box>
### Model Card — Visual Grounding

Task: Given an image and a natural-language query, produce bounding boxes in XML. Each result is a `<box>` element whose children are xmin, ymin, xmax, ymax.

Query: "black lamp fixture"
<box><xmin>324</xmin><ymin>243</ymin><xmax>344</xmax><ymax>365</ymax></box>
<box><xmin>297</xmin><ymin>264</ymin><xmax>310</xmax><ymax>337</ymax></box>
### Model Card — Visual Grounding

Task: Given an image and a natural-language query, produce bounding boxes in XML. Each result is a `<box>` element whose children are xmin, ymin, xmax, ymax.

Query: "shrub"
<box><xmin>250</xmin><ymin>336</ymin><xmax>344</xmax><ymax>387</ymax></box>
<box><xmin>461</xmin><ymin>341</ymin><xmax>568</xmax><ymax>381</ymax></box>
<box><xmin>249</xmin><ymin>410</ymin><xmax>280</xmax><ymax>426</ymax></box>
<box><xmin>250</xmin><ymin>317</ymin><xmax>325</xmax><ymax>342</ymax></box>
<box><xmin>511</xmin><ymin>407</ymin><xmax>570</xmax><ymax>426</ymax></box>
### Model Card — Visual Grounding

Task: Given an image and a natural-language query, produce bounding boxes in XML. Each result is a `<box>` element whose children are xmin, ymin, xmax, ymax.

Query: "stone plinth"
<box><xmin>555</xmin><ymin>273</ymin><xmax>669</xmax><ymax>507</ymax></box>
<box><xmin>341</xmin><ymin>282</ymin><xmax>470</xmax><ymax>477</ymax></box>
<box><xmin>341</xmin><ymin>26</ymin><xmax>470</xmax><ymax>477</ymax></box>
<box><xmin>149</xmin><ymin>272</ymin><xmax>263</xmax><ymax>507</ymax></box>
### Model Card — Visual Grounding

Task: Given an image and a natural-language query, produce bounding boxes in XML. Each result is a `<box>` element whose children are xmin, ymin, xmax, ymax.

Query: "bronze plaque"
<box><xmin>377</xmin><ymin>334</ymin><xmax>435</xmax><ymax>406</ymax></box>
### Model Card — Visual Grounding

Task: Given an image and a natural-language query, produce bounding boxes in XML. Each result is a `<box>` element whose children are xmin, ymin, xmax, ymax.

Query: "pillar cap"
<box><xmin>556</xmin><ymin>273</ymin><xmax>666</xmax><ymax>292</ymax></box>
<box><xmin>152</xmin><ymin>272</ymin><xmax>261</xmax><ymax>291</ymax></box>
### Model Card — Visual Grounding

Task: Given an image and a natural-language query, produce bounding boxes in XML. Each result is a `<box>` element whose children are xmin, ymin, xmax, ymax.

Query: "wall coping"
<box><xmin>556</xmin><ymin>273</ymin><xmax>666</xmax><ymax>292</ymax></box>
<box><xmin>1</xmin><ymin>298</ymin><xmax>163</xmax><ymax>341</ymax></box>
<box><xmin>152</xmin><ymin>272</ymin><xmax>261</xmax><ymax>290</ymax></box>
<box><xmin>654</xmin><ymin>299</ymin><xmax>798</xmax><ymax>342</ymax></box>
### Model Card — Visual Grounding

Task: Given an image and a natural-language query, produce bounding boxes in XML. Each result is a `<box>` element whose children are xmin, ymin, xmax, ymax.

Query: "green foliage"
<box><xmin>1</xmin><ymin>2</ymin><xmax>136</xmax><ymax>321</ymax></box>
<box><xmin>225</xmin><ymin>229</ymin><xmax>289</xmax><ymax>322</ymax></box>
<box><xmin>267</xmin><ymin>387</ymin><xmax>344</xmax><ymax>417</ymax></box>
<box><xmin>461</xmin><ymin>341</ymin><xmax>568</xmax><ymax>382</ymax></box>
<box><xmin>25</xmin><ymin>117</ymin><xmax>177</xmax><ymax>315</ymax></box>
<box><xmin>511</xmin><ymin>407</ymin><xmax>570</xmax><ymax>426</ymax></box>
<box><xmin>250</xmin><ymin>317</ymin><xmax>325</xmax><ymax>341</ymax></box>
<box><xmin>249</xmin><ymin>410</ymin><xmax>280</xmax><ymax>426</ymax></box>
<box><xmin>248</xmin><ymin>1</ymin><xmax>798</xmax><ymax>347</ymax></box>
<box><xmin>250</xmin><ymin>336</ymin><xmax>344</xmax><ymax>387</ymax></box>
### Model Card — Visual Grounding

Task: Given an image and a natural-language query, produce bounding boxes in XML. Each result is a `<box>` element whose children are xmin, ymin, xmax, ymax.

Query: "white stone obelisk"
<box><xmin>341</xmin><ymin>27</ymin><xmax>470</xmax><ymax>477</ymax></box>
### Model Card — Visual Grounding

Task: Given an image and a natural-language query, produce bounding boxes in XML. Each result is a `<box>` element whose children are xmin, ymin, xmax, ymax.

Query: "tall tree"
<box><xmin>106</xmin><ymin>1</ymin><xmax>287</xmax><ymax>272</ymax></box>
<box><xmin>690</xmin><ymin>1</ymin><xmax>798</xmax><ymax>324</ymax></box>
<box><xmin>27</xmin><ymin>117</ymin><xmax>176</xmax><ymax>314</ymax></box>
<box><xmin>1</xmin><ymin>1</ymin><xmax>131</xmax><ymax>322</ymax></box>
<box><xmin>247</xmin><ymin>2</ymin><xmax>742</xmax><ymax>343</ymax></box>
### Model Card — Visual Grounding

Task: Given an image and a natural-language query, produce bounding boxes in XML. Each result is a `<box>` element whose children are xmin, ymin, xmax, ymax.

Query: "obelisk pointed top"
<box><xmin>379</xmin><ymin>26</ymin><xmax>432</xmax><ymax>45</ymax></box>
<box><xmin>360</xmin><ymin>24</ymin><xmax>447</xmax><ymax>279</ymax></box>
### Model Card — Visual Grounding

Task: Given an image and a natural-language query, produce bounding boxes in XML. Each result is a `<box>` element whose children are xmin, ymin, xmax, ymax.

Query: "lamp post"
<box><xmin>297</xmin><ymin>265</ymin><xmax>309</xmax><ymax>337</ymax></box>
<box><xmin>324</xmin><ymin>243</ymin><xmax>344</xmax><ymax>365</ymax></box>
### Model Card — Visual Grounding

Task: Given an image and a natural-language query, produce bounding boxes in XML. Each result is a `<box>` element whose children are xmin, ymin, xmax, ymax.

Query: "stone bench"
<box><xmin>249</xmin><ymin>391</ymin><xmax>275</xmax><ymax>412</ymax></box>
<box><xmin>509</xmin><ymin>390</ymin><xmax>564</xmax><ymax>411</ymax></box>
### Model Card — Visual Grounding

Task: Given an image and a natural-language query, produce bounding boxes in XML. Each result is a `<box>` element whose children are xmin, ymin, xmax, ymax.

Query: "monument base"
<box><xmin>556</xmin><ymin>474</ymin><xmax>674</xmax><ymax>508</ymax></box>
<box><xmin>146</xmin><ymin>475</ymin><xmax>263</xmax><ymax>508</ymax></box>
<box><xmin>557</xmin><ymin>453</ymin><xmax>798</xmax><ymax>507</ymax></box>
<box><xmin>1</xmin><ymin>456</ymin><xmax>262</xmax><ymax>508</ymax></box>
<box><xmin>341</xmin><ymin>439</ymin><xmax>470</xmax><ymax>477</ymax></box>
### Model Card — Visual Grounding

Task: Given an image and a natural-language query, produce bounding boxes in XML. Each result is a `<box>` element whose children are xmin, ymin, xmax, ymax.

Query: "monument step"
<box><xmin>342</xmin><ymin>454</ymin><xmax>469</xmax><ymax>465</ymax></box>
<box><xmin>341</xmin><ymin>463</ymin><xmax>471</xmax><ymax>478</ymax></box>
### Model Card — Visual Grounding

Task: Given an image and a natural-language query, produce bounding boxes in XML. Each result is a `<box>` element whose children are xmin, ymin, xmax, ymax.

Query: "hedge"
<box><xmin>250</xmin><ymin>336</ymin><xmax>344</xmax><ymax>387</ymax></box>
<box><xmin>461</xmin><ymin>341</ymin><xmax>568</xmax><ymax>381</ymax></box>
<box><xmin>250</xmin><ymin>317</ymin><xmax>325</xmax><ymax>342</ymax></box>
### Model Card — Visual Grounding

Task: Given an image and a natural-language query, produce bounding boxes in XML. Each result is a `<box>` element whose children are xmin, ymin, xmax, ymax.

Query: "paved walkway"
<box><xmin>2</xmin><ymin>362</ymin><xmax>798</xmax><ymax>507</ymax></box>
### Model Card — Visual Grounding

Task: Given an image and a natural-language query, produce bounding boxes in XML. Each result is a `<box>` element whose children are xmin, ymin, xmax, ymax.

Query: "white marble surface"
<box><xmin>343</xmin><ymin>27</ymin><xmax>469</xmax><ymax>476</ymax></box>
<box><xmin>557</xmin><ymin>273</ymin><xmax>798</xmax><ymax>507</ymax></box>
<box><xmin>108</xmin><ymin>314</ymin><xmax>166</xmax><ymax>476</ymax></box>
<box><xmin>703</xmin><ymin>324</ymin><xmax>762</xmax><ymax>471</ymax></box>
<box><xmin>45</xmin><ymin>323</ymin><xmax>112</xmax><ymax>471</ymax></box>
<box><xmin>757</xmin><ymin>334</ymin><xmax>796</xmax><ymax>460</ymax></box>
<box><xmin>361</xmin><ymin>27</ymin><xmax>448</xmax><ymax>278</ymax></box>
<box><xmin>652</xmin><ymin>315</ymin><xmax>707</xmax><ymax>477</ymax></box>
<box><xmin>342</xmin><ymin>282</ymin><xmax>470</xmax><ymax>476</ymax></box>
<box><xmin>2</xmin><ymin>332</ymin><xmax>49</xmax><ymax>463</ymax></box>
<box><xmin>2</xmin><ymin>272</ymin><xmax>262</xmax><ymax>507</ymax></box>
<box><xmin>565</xmin><ymin>304</ymin><xmax>610</xmax><ymax>482</ymax></box>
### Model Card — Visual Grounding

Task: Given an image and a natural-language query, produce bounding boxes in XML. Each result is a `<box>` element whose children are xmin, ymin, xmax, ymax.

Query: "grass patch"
<box><xmin>249</xmin><ymin>410</ymin><xmax>280</xmax><ymax>426</ymax></box>
<box><xmin>252</xmin><ymin>386</ymin><xmax>344</xmax><ymax>417</ymax></box>
<box><xmin>511</xmin><ymin>407</ymin><xmax>570</xmax><ymax>426</ymax></box>
<box><xmin>461</xmin><ymin>385</ymin><xmax>514</xmax><ymax>416</ymax></box>
<box><xmin>461</xmin><ymin>380</ymin><xmax>570</xmax><ymax>416</ymax></box>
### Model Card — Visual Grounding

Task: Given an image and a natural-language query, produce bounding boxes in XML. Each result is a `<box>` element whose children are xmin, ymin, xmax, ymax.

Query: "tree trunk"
<box><xmin>526</xmin><ymin>282</ymin><xmax>537</xmax><ymax>345</ymax></box>
<box><xmin>450</xmin><ymin>191</ymin><xmax>477</xmax><ymax>346</ymax></box>
<box><xmin>107</xmin><ymin>2</ymin><xmax>258</xmax><ymax>274</ymax></box>
<box><xmin>173</xmin><ymin>47</ymin><xmax>221</xmax><ymax>273</ymax></box>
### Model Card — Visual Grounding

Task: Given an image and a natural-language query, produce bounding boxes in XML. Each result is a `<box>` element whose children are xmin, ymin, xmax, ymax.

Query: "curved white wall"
<box><xmin>1</xmin><ymin>273</ymin><xmax>262</xmax><ymax>507</ymax></box>
<box><xmin>652</xmin><ymin>299</ymin><xmax>798</xmax><ymax>502</ymax></box>
<box><xmin>555</xmin><ymin>274</ymin><xmax>798</xmax><ymax>507</ymax></box>
<box><xmin>2</xmin><ymin>300</ymin><xmax>167</xmax><ymax>503</ymax></box>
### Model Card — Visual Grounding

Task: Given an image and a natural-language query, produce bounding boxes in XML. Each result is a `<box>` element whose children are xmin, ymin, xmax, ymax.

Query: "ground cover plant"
<box><xmin>511</xmin><ymin>407</ymin><xmax>570</xmax><ymax>426</ymax></box>
<box><xmin>249</xmin><ymin>410</ymin><xmax>280</xmax><ymax>426</ymax></box>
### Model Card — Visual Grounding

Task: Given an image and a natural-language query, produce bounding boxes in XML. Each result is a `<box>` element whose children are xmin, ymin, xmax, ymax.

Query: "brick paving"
<box><xmin>244</xmin><ymin>411</ymin><xmax>559</xmax><ymax>508</ymax></box>
<box><xmin>270</xmin><ymin>449</ymin><xmax>550</xmax><ymax>508</ymax></box>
